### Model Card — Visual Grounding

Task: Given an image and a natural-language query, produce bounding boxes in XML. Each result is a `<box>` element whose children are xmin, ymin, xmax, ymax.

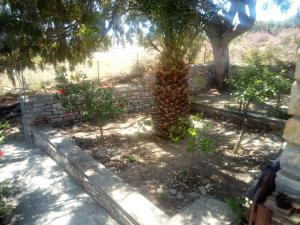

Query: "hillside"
<box><xmin>230</xmin><ymin>27</ymin><xmax>300</xmax><ymax>65</ymax></box>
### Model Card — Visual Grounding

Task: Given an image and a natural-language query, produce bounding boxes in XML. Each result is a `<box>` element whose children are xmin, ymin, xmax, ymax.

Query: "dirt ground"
<box><xmin>59</xmin><ymin>114</ymin><xmax>283</xmax><ymax>215</ymax></box>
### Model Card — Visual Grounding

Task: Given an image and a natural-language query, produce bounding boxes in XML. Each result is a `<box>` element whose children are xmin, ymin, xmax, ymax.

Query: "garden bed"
<box><xmin>192</xmin><ymin>89</ymin><xmax>290</xmax><ymax>119</ymax></box>
<box><xmin>59</xmin><ymin>114</ymin><xmax>283</xmax><ymax>215</ymax></box>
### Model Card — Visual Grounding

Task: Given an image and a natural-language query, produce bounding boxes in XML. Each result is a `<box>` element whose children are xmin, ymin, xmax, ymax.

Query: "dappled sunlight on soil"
<box><xmin>59</xmin><ymin>114</ymin><xmax>284</xmax><ymax>215</ymax></box>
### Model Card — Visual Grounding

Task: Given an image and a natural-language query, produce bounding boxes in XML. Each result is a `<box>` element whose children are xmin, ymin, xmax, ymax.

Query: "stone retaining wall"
<box><xmin>23</xmin><ymin>95</ymin><xmax>81</xmax><ymax>127</ymax></box>
<box><xmin>23</xmin><ymin>64</ymin><xmax>209</xmax><ymax>127</ymax></box>
<box><xmin>32</xmin><ymin>126</ymin><xmax>170</xmax><ymax>225</ymax></box>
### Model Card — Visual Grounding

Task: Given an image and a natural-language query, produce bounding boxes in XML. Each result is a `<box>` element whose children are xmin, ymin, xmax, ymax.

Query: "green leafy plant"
<box><xmin>0</xmin><ymin>181</ymin><xmax>13</xmax><ymax>219</ymax></box>
<box><xmin>227</xmin><ymin>49</ymin><xmax>293</xmax><ymax>152</ymax></box>
<box><xmin>127</xmin><ymin>155</ymin><xmax>137</xmax><ymax>163</ymax></box>
<box><xmin>54</xmin><ymin>68</ymin><xmax>122</xmax><ymax>140</ymax></box>
<box><xmin>225</xmin><ymin>196</ymin><xmax>248</xmax><ymax>225</ymax></box>
<box><xmin>0</xmin><ymin>121</ymin><xmax>9</xmax><ymax>144</ymax></box>
<box><xmin>267</xmin><ymin>108</ymin><xmax>291</xmax><ymax>120</ymax></box>
<box><xmin>170</xmin><ymin>114</ymin><xmax>214</xmax><ymax>178</ymax></box>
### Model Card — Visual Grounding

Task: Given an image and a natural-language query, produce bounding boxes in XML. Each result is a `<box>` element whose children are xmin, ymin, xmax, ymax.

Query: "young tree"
<box><xmin>127</xmin><ymin>0</ymin><xmax>203</xmax><ymax>138</ymax></box>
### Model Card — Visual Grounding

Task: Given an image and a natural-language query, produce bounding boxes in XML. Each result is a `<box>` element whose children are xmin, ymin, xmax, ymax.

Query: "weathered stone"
<box><xmin>33</xmin><ymin>127</ymin><xmax>170</xmax><ymax>225</ymax></box>
<box><xmin>169</xmin><ymin>188</ymin><xmax>177</xmax><ymax>196</ymax></box>
<box><xmin>199</xmin><ymin>186</ymin><xmax>207</xmax><ymax>195</ymax></box>
<box><xmin>185</xmin><ymin>192</ymin><xmax>200</xmax><ymax>200</ymax></box>
<box><xmin>52</xmin><ymin>103</ymin><xmax>62</xmax><ymax>108</ymax></box>
<box><xmin>295</xmin><ymin>50</ymin><xmax>300</xmax><ymax>80</ymax></box>
<box><xmin>51</xmin><ymin>118</ymin><xmax>63</xmax><ymax>123</ymax></box>
<box><xmin>280</xmin><ymin>143</ymin><xmax>300</xmax><ymax>177</ymax></box>
<box><xmin>170</xmin><ymin>196</ymin><xmax>237</xmax><ymax>225</ymax></box>
<box><xmin>283</xmin><ymin>117</ymin><xmax>300</xmax><ymax>145</ymax></box>
<box><xmin>288</xmin><ymin>81</ymin><xmax>300</xmax><ymax>115</ymax></box>
<box><xmin>276</xmin><ymin>170</ymin><xmax>300</xmax><ymax>197</ymax></box>
<box><xmin>176</xmin><ymin>192</ymin><xmax>184</xmax><ymax>200</ymax></box>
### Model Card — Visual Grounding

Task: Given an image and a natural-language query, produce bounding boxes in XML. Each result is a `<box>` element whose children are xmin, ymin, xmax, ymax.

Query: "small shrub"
<box><xmin>127</xmin><ymin>155</ymin><xmax>137</xmax><ymax>163</ymax></box>
<box><xmin>267</xmin><ymin>108</ymin><xmax>291</xmax><ymax>120</ymax></box>
<box><xmin>0</xmin><ymin>181</ymin><xmax>13</xmax><ymax>220</ymax></box>
<box><xmin>225</xmin><ymin>196</ymin><xmax>248</xmax><ymax>225</ymax></box>
<box><xmin>54</xmin><ymin>68</ymin><xmax>122</xmax><ymax>140</ymax></box>
<box><xmin>227</xmin><ymin>49</ymin><xmax>293</xmax><ymax>119</ymax></box>
<box><xmin>0</xmin><ymin>121</ymin><xmax>9</xmax><ymax>144</ymax></box>
<box><xmin>170</xmin><ymin>114</ymin><xmax>214</xmax><ymax>178</ymax></box>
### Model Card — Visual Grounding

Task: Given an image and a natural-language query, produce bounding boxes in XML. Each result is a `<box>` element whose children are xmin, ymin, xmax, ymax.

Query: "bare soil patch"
<box><xmin>59</xmin><ymin>114</ymin><xmax>283</xmax><ymax>215</ymax></box>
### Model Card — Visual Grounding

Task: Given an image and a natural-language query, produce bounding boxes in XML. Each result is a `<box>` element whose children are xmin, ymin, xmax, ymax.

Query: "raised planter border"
<box><xmin>190</xmin><ymin>102</ymin><xmax>286</xmax><ymax>131</ymax></box>
<box><xmin>32</xmin><ymin>126</ymin><xmax>170</xmax><ymax>225</ymax></box>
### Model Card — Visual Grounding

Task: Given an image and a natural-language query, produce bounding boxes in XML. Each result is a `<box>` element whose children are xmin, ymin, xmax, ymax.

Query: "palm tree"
<box><xmin>128</xmin><ymin>0</ymin><xmax>203</xmax><ymax>138</ymax></box>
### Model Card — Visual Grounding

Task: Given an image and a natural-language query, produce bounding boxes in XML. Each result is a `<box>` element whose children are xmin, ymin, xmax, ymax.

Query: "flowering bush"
<box><xmin>54</xmin><ymin>68</ymin><xmax>122</xmax><ymax>139</ymax></box>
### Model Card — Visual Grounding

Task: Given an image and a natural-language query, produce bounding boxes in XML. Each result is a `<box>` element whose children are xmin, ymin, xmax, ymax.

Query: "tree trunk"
<box><xmin>152</xmin><ymin>66</ymin><xmax>189</xmax><ymax>138</ymax></box>
<box><xmin>211</xmin><ymin>38</ymin><xmax>230</xmax><ymax>91</ymax></box>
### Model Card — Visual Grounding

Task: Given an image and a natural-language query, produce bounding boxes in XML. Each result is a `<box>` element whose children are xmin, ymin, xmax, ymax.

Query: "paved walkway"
<box><xmin>0</xmin><ymin>137</ymin><xmax>119</xmax><ymax>225</ymax></box>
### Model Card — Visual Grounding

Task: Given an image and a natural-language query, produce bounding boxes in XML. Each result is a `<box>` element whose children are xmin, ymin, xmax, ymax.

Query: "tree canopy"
<box><xmin>0</xmin><ymin>0</ymin><xmax>125</xmax><ymax>83</ymax></box>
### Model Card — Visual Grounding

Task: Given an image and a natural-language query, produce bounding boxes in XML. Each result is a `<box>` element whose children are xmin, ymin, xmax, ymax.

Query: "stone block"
<box><xmin>40</xmin><ymin>104</ymin><xmax>52</xmax><ymax>110</ymax></box>
<box><xmin>53</xmin><ymin>110</ymin><xmax>64</xmax><ymax>115</ymax></box>
<box><xmin>295</xmin><ymin>51</ymin><xmax>300</xmax><ymax>80</ymax></box>
<box><xmin>283</xmin><ymin>117</ymin><xmax>300</xmax><ymax>145</ymax></box>
<box><xmin>288</xmin><ymin>81</ymin><xmax>300</xmax><ymax>115</ymax></box>
<box><xmin>52</xmin><ymin>103</ymin><xmax>62</xmax><ymax>108</ymax></box>
<box><xmin>51</xmin><ymin>118</ymin><xmax>63</xmax><ymax>123</ymax></box>
<box><xmin>280</xmin><ymin>143</ymin><xmax>300</xmax><ymax>177</ymax></box>
<box><xmin>276</xmin><ymin>170</ymin><xmax>300</xmax><ymax>197</ymax></box>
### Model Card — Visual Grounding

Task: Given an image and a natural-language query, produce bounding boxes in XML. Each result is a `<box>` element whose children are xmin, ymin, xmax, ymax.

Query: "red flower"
<box><xmin>59</xmin><ymin>88</ymin><xmax>65</xmax><ymax>95</ymax></box>
<box><xmin>0</xmin><ymin>150</ymin><xmax>5</xmax><ymax>158</ymax></box>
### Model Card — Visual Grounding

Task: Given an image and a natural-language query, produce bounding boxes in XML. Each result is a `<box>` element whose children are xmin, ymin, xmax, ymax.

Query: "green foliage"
<box><xmin>170</xmin><ymin>113</ymin><xmax>214</xmax><ymax>177</ymax></box>
<box><xmin>127</xmin><ymin>155</ymin><xmax>137</xmax><ymax>163</ymax></box>
<box><xmin>170</xmin><ymin>114</ymin><xmax>214</xmax><ymax>154</ymax></box>
<box><xmin>225</xmin><ymin>196</ymin><xmax>248</xmax><ymax>225</ymax></box>
<box><xmin>0</xmin><ymin>121</ymin><xmax>9</xmax><ymax>144</ymax></box>
<box><xmin>267</xmin><ymin>108</ymin><xmax>291</xmax><ymax>120</ymax></box>
<box><xmin>128</xmin><ymin>0</ymin><xmax>204</xmax><ymax>68</ymax></box>
<box><xmin>227</xmin><ymin>49</ymin><xmax>293</xmax><ymax>114</ymax></box>
<box><xmin>0</xmin><ymin>0</ymin><xmax>124</xmax><ymax>84</ymax></box>
<box><xmin>0</xmin><ymin>181</ymin><xmax>13</xmax><ymax>217</ymax></box>
<box><xmin>54</xmin><ymin>68</ymin><xmax>122</xmax><ymax>126</ymax></box>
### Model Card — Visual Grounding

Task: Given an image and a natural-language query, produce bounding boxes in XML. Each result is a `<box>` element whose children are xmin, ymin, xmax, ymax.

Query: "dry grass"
<box><xmin>0</xmin><ymin>47</ymin><xmax>156</xmax><ymax>94</ymax></box>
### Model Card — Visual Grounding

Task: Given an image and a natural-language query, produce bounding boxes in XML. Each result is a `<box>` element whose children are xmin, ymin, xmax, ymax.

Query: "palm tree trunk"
<box><xmin>152</xmin><ymin>66</ymin><xmax>189</xmax><ymax>138</ymax></box>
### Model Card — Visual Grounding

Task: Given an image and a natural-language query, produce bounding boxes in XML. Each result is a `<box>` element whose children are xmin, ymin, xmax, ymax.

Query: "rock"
<box><xmin>186</xmin><ymin>192</ymin><xmax>200</xmax><ymax>200</ymax></box>
<box><xmin>199</xmin><ymin>186</ymin><xmax>207</xmax><ymax>195</ymax></box>
<box><xmin>169</xmin><ymin>188</ymin><xmax>177</xmax><ymax>196</ymax></box>
<box><xmin>202</xmin><ymin>178</ymin><xmax>210</xmax><ymax>184</ymax></box>
<box><xmin>205</xmin><ymin>183</ymin><xmax>212</xmax><ymax>189</ymax></box>
<box><xmin>176</xmin><ymin>192</ymin><xmax>184</xmax><ymax>200</ymax></box>
<box><xmin>170</xmin><ymin>196</ymin><xmax>238</xmax><ymax>225</ymax></box>
<box><xmin>295</xmin><ymin>52</ymin><xmax>300</xmax><ymax>81</ymax></box>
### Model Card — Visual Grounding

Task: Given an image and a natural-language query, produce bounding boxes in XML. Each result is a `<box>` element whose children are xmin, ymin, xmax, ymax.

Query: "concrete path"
<box><xmin>0</xmin><ymin>137</ymin><xmax>119</xmax><ymax>225</ymax></box>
